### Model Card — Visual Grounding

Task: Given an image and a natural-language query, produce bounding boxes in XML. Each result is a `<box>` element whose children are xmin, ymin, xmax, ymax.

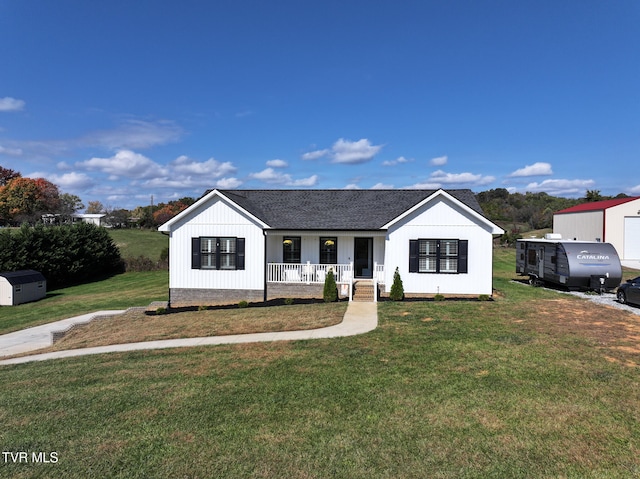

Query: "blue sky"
<box><xmin>0</xmin><ymin>0</ymin><xmax>638</xmax><ymax>210</ymax></box>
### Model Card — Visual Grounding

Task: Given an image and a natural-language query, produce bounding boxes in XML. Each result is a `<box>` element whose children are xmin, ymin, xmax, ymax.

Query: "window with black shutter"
<box><xmin>191</xmin><ymin>237</ymin><xmax>245</xmax><ymax>270</ymax></box>
<box><xmin>409</xmin><ymin>239</ymin><xmax>468</xmax><ymax>274</ymax></box>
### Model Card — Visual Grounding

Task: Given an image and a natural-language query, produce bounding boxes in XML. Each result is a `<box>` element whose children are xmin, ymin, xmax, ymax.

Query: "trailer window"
<box><xmin>527</xmin><ymin>249</ymin><xmax>537</xmax><ymax>266</ymax></box>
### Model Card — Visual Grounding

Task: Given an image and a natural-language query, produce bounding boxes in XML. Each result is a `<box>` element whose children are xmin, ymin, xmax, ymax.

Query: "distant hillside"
<box><xmin>476</xmin><ymin>188</ymin><xmax>630</xmax><ymax>232</ymax></box>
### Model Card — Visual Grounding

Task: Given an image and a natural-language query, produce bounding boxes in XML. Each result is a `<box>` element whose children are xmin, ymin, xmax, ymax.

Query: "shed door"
<box><xmin>624</xmin><ymin>217</ymin><xmax>640</xmax><ymax>260</ymax></box>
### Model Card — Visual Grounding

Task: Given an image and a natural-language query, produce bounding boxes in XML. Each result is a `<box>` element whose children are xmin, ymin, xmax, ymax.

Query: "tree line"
<box><xmin>0</xmin><ymin>222</ymin><xmax>123</xmax><ymax>288</ymax></box>
<box><xmin>1</xmin><ymin>164</ymin><xmax>633</xmax><ymax>231</ymax></box>
<box><xmin>0</xmin><ymin>165</ymin><xmax>194</xmax><ymax>228</ymax></box>
<box><xmin>476</xmin><ymin>188</ymin><xmax>630</xmax><ymax>231</ymax></box>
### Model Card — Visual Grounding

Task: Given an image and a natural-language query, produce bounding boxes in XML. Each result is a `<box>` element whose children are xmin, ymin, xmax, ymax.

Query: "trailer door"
<box><xmin>538</xmin><ymin>248</ymin><xmax>544</xmax><ymax>278</ymax></box>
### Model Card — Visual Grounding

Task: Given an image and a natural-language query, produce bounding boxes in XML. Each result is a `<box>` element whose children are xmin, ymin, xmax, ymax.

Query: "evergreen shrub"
<box><xmin>323</xmin><ymin>269</ymin><xmax>338</xmax><ymax>303</ymax></box>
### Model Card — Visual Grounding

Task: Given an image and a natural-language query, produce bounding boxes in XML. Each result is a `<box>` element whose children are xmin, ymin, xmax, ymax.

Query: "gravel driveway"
<box><xmin>560</xmin><ymin>290</ymin><xmax>640</xmax><ymax>316</ymax></box>
<box><xmin>513</xmin><ymin>280</ymin><xmax>640</xmax><ymax>317</ymax></box>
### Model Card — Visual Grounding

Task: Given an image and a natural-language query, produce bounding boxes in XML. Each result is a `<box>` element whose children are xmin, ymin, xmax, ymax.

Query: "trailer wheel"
<box><xmin>617</xmin><ymin>290</ymin><xmax>627</xmax><ymax>304</ymax></box>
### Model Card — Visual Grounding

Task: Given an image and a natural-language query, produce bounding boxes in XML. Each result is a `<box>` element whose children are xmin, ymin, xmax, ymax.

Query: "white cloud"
<box><xmin>382</xmin><ymin>156</ymin><xmax>412</xmax><ymax>166</ymax></box>
<box><xmin>249</xmin><ymin>167</ymin><xmax>318</xmax><ymax>186</ymax></box>
<box><xmin>406</xmin><ymin>169</ymin><xmax>495</xmax><ymax>189</ymax></box>
<box><xmin>25</xmin><ymin>170</ymin><xmax>95</xmax><ymax>190</ymax></box>
<box><xmin>77</xmin><ymin>150</ymin><xmax>166</xmax><ymax>179</ymax></box>
<box><xmin>524</xmin><ymin>178</ymin><xmax>595</xmax><ymax>196</ymax></box>
<box><xmin>171</xmin><ymin>155</ymin><xmax>237</xmax><ymax>177</ymax></box>
<box><xmin>406</xmin><ymin>181</ymin><xmax>443</xmax><ymax>189</ymax></box>
<box><xmin>430</xmin><ymin>169</ymin><xmax>495</xmax><ymax>185</ymax></box>
<box><xmin>331</xmin><ymin>138</ymin><xmax>383</xmax><ymax>164</ymax></box>
<box><xmin>0</xmin><ymin>97</ymin><xmax>25</xmax><ymax>112</ymax></box>
<box><xmin>509</xmin><ymin>162</ymin><xmax>553</xmax><ymax>177</ymax></box>
<box><xmin>0</xmin><ymin>145</ymin><xmax>23</xmax><ymax>156</ymax></box>
<box><xmin>343</xmin><ymin>183</ymin><xmax>361</xmax><ymax>189</ymax></box>
<box><xmin>302</xmin><ymin>138</ymin><xmax>383</xmax><ymax>164</ymax></box>
<box><xmin>371</xmin><ymin>182</ymin><xmax>394</xmax><ymax>189</ymax></box>
<box><xmin>215</xmin><ymin>177</ymin><xmax>243</xmax><ymax>189</ymax></box>
<box><xmin>302</xmin><ymin>149</ymin><xmax>330</xmax><ymax>161</ymax></box>
<box><xmin>50</xmin><ymin>172</ymin><xmax>95</xmax><ymax>190</ymax></box>
<box><xmin>81</xmin><ymin>119</ymin><xmax>183</xmax><ymax>150</ymax></box>
<box><xmin>629</xmin><ymin>184</ymin><xmax>640</xmax><ymax>194</ymax></box>
<box><xmin>430</xmin><ymin>155</ymin><xmax>448</xmax><ymax>166</ymax></box>
<box><xmin>266</xmin><ymin>159</ymin><xmax>288</xmax><ymax>168</ymax></box>
<box><xmin>291</xmin><ymin>175</ymin><xmax>319</xmax><ymax>187</ymax></box>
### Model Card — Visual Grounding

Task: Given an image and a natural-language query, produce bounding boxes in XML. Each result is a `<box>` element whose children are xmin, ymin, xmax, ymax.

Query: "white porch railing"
<box><xmin>267</xmin><ymin>262</ymin><xmax>354</xmax><ymax>284</ymax></box>
<box><xmin>375</xmin><ymin>263</ymin><xmax>385</xmax><ymax>283</ymax></box>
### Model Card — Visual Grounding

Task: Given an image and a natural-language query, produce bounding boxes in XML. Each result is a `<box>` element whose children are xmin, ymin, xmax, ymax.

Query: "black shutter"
<box><xmin>236</xmin><ymin>238</ymin><xmax>245</xmax><ymax>270</ymax></box>
<box><xmin>409</xmin><ymin>240</ymin><xmax>419</xmax><ymax>273</ymax></box>
<box><xmin>458</xmin><ymin>240</ymin><xmax>468</xmax><ymax>274</ymax></box>
<box><xmin>191</xmin><ymin>237</ymin><xmax>201</xmax><ymax>269</ymax></box>
<box><xmin>215</xmin><ymin>238</ymin><xmax>221</xmax><ymax>270</ymax></box>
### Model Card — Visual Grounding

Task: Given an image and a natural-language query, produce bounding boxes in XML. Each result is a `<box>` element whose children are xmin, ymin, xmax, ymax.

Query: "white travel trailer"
<box><xmin>516</xmin><ymin>236</ymin><xmax>622</xmax><ymax>292</ymax></box>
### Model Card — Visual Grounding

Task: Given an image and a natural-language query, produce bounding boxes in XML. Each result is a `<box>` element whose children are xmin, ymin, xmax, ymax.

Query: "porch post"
<box><xmin>373</xmin><ymin>261</ymin><xmax>378</xmax><ymax>303</ymax></box>
<box><xmin>349</xmin><ymin>261</ymin><xmax>353</xmax><ymax>302</ymax></box>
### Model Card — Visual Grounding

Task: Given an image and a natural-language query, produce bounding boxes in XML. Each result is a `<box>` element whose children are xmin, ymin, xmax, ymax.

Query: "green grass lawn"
<box><xmin>108</xmin><ymin>228</ymin><xmax>168</xmax><ymax>260</ymax></box>
<box><xmin>0</xmin><ymin>228</ymin><xmax>169</xmax><ymax>334</ymax></box>
<box><xmin>0</xmin><ymin>271</ymin><xmax>168</xmax><ymax>334</ymax></box>
<box><xmin>1</xmin><ymin>248</ymin><xmax>640</xmax><ymax>477</ymax></box>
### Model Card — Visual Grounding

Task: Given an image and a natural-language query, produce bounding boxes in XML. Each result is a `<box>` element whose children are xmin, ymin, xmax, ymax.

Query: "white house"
<box><xmin>553</xmin><ymin>197</ymin><xmax>640</xmax><ymax>262</ymax></box>
<box><xmin>158</xmin><ymin>189</ymin><xmax>504</xmax><ymax>306</ymax></box>
<box><xmin>72</xmin><ymin>213</ymin><xmax>106</xmax><ymax>227</ymax></box>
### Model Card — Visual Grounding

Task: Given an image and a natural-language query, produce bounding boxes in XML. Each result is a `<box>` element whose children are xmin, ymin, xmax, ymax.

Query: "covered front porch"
<box><xmin>266</xmin><ymin>262</ymin><xmax>384</xmax><ymax>301</ymax></box>
<box><xmin>264</xmin><ymin>230</ymin><xmax>386</xmax><ymax>301</ymax></box>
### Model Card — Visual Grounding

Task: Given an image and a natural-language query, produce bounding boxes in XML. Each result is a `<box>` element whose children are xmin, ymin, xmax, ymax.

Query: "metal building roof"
<box><xmin>556</xmin><ymin>197</ymin><xmax>640</xmax><ymax>214</ymax></box>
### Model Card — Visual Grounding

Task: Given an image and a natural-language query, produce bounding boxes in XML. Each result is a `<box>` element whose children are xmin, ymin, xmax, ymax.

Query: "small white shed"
<box><xmin>0</xmin><ymin>270</ymin><xmax>47</xmax><ymax>306</ymax></box>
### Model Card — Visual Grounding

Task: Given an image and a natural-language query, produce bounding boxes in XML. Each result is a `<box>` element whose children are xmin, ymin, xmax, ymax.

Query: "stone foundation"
<box><xmin>266</xmin><ymin>283</ymin><xmax>350</xmax><ymax>301</ymax></box>
<box><xmin>170</xmin><ymin>288</ymin><xmax>264</xmax><ymax>307</ymax></box>
<box><xmin>170</xmin><ymin>283</ymin><xmax>351</xmax><ymax>307</ymax></box>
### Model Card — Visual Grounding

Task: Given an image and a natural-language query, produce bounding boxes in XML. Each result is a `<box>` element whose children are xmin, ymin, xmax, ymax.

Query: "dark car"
<box><xmin>617</xmin><ymin>276</ymin><xmax>640</xmax><ymax>306</ymax></box>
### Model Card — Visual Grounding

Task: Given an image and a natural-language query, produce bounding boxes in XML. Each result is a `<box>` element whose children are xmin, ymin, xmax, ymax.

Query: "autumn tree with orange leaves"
<box><xmin>0</xmin><ymin>177</ymin><xmax>61</xmax><ymax>224</ymax></box>
<box><xmin>152</xmin><ymin>201</ymin><xmax>190</xmax><ymax>225</ymax></box>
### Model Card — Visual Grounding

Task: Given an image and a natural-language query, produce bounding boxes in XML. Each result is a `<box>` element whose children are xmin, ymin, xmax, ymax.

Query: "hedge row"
<box><xmin>0</xmin><ymin>223</ymin><xmax>124</xmax><ymax>289</ymax></box>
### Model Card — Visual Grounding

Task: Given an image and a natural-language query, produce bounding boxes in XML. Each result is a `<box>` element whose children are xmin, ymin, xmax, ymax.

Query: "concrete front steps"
<box><xmin>352</xmin><ymin>280</ymin><xmax>376</xmax><ymax>302</ymax></box>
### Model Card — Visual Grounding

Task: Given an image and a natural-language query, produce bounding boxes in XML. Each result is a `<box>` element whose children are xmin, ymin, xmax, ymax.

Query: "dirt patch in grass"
<box><xmin>515</xmin><ymin>297</ymin><xmax>640</xmax><ymax>367</ymax></box>
<box><xmin>41</xmin><ymin>302</ymin><xmax>347</xmax><ymax>352</ymax></box>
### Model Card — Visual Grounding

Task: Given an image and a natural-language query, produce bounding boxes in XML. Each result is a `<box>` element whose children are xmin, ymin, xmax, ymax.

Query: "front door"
<box><xmin>354</xmin><ymin>237</ymin><xmax>373</xmax><ymax>278</ymax></box>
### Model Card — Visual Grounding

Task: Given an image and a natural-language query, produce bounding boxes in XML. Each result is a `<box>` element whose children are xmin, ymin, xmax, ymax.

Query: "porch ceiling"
<box><xmin>264</xmin><ymin>230</ymin><xmax>388</xmax><ymax>237</ymax></box>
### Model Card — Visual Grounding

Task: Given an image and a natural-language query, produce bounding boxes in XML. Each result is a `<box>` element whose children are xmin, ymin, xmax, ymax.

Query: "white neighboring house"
<box><xmin>158</xmin><ymin>189</ymin><xmax>504</xmax><ymax>305</ymax></box>
<box><xmin>553</xmin><ymin>197</ymin><xmax>640</xmax><ymax>262</ymax></box>
<box><xmin>72</xmin><ymin>213</ymin><xmax>106</xmax><ymax>227</ymax></box>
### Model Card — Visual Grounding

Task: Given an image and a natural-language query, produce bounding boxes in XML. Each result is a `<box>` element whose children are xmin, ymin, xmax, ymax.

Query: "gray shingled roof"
<box><xmin>218</xmin><ymin>189</ymin><xmax>483</xmax><ymax>230</ymax></box>
<box><xmin>0</xmin><ymin>270</ymin><xmax>46</xmax><ymax>285</ymax></box>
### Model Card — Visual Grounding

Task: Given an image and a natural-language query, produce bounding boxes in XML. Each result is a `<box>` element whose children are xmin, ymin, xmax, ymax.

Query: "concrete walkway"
<box><xmin>0</xmin><ymin>302</ymin><xmax>378</xmax><ymax>366</ymax></box>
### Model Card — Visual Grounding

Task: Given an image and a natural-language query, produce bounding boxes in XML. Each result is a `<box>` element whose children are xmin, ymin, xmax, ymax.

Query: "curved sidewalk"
<box><xmin>0</xmin><ymin>302</ymin><xmax>378</xmax><ymax>366</ymax></box>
